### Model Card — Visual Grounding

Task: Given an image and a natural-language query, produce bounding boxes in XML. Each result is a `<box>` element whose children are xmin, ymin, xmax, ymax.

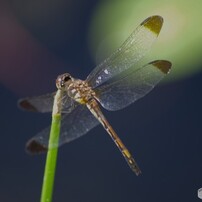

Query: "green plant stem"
<box><xmin>40</xmin><ymin>90</ymin><xmax>62</xmax><ymax>202</ymax></box>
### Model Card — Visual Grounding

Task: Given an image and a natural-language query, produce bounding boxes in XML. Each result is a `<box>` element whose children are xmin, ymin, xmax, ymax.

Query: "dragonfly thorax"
<box><xmin>66</xmin><ymin>79</ymin><xmax>95</xmax><ymax>104</ymax></box>
<box><xmin>56</xmin><ymin>73</ymin><xmax>95</xmax><ymax>104</ymax></box>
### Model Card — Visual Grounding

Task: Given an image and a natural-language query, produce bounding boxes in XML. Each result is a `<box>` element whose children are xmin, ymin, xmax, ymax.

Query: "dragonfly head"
<box><xmin>56</xmin><ymin>73</ymin><xmax>72</xmax><ymax>90</ymax></box>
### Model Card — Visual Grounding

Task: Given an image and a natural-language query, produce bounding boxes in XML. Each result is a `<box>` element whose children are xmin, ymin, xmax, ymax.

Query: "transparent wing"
<box><xmin>95</xmin><ymin>60</ymin><xmax>171</xmax><ymax>111</ymax></box>
<box><xmin>26</xmin><ymin>104</ymin><xmax>100</xmax><ymax>154</ymax></box>
<box><xmin>87</xmin><ymin>16</ymin><xmax>163</xmax><ymax>88</ymax></box>
<box><xmin>18</xmin><ymin>92</ymin><xmax>73</xmax><ymax>113</ymax></box>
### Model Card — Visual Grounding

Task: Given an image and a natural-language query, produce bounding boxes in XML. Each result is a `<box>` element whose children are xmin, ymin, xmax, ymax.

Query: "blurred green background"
<box><xmin>89</xmin><ymin>0</ymin><xmax>202</xmax><ymax>81</ymax></box>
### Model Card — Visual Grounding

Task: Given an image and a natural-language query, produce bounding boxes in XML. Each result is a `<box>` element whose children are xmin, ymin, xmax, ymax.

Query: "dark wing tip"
<box><xmin>141</xmin><ymin>15</ymin><xmax>163</xmax><ymax>35</ymax></box>
<box><xmin>150</xmin><ymin>60</ymin><xmax>172</xmax><ymax>74</ymax></box>
<box><xmin>26</xmin><ymin>139</ymin><xmax>48</xmax><ymax>154</ymax></box>
<box><xmin>18</xmin><ymin>99</ymin><xmax>38</xmax><ymax>112</ymax></box>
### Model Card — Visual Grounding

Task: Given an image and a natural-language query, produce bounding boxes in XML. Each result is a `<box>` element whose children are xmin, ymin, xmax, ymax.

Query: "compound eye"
<box><xmin>56</xmin><ymin>73</ymin><xmax>72</xmax><ymax>89</ymax></box>
<box><xmin>64</xmin><ymin>75</ymin><xmax>71</xmax><ymax>82</ymax></box>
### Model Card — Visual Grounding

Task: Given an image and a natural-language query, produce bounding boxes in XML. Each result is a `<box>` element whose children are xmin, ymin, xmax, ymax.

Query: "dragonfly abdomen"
<box><xmin>86</xmin><ymin>99</ymin><xmax>141</xmax><ymax>175</ymax></box>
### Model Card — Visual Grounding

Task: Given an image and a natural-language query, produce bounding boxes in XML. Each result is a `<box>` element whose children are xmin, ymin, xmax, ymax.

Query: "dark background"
<box><xmin>0</xmin><ymin>0</ymin><xmax>202</xmax><ymax>202</ymax></box>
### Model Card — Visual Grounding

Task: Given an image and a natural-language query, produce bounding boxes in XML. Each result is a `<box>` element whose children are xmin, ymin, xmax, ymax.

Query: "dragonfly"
<box><xmin>19</xmin><ymin>16</ymin><xmax>171</xmax><ymax>176</ymax></box>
